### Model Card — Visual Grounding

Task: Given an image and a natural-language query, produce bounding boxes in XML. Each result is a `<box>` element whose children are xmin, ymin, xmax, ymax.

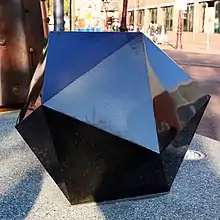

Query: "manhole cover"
<box><xmin>184</xmin><ymin>150</ymin><xmax>206</xmax><ymax>161</ymax></box>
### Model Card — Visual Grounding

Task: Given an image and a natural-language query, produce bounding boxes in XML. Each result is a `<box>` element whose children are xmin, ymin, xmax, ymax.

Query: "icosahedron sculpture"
<box><xmin>16</xmin><ymin>32</ymin><xmax>210</xmax><ymax>205</ymax></box>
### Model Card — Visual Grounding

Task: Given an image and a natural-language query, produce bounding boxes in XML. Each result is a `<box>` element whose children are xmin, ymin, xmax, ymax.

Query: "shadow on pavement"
<box><xmin>0</xmin><ymin>169</ymin><xmax>43</xmax><ymax>220</ymax></box>
<box><xmin>0</xmin><ymin>112</ymin><xmax>43</xmax><ymax>220</ymax></box>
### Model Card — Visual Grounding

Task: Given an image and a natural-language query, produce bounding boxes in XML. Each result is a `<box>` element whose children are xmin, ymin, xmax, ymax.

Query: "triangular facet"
<box><xmin>15</xmin><ymin>107</ymin><xmax>70</xmax><ymax>200</ymax></box>
<box><xmin>161</xmin><ymin>96</ymin><xmax>210</xmax><ymax>187</ymax></box>
<box><xmin>42</xmin><ymin>32</ymin><xmax>141</xmax><ymax>103</ymax></box>
<box><xmin>43</xmin><ymin>106</ymin><xmax>168</xmax><ymax>204</ymax></box>
<box><xmin>144</xmin><ymin>37</ymin><xmax>192</xmax><ymax>91</ymax></box>
<box><xmin>44</xmin><ymin>35</ymin><xmax>160</xmax><ymax>153</ymax></box>
<box><xmin>143</xmin><ymin>36</ymin><xmax>209</xmax><ymax>151</ymax></box>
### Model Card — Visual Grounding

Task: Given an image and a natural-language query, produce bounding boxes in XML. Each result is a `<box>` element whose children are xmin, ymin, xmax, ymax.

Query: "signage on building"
<box><xmin>77</xmin><ymin>0</ymin><xmax>102</xmax><ymax>30</ymax></box>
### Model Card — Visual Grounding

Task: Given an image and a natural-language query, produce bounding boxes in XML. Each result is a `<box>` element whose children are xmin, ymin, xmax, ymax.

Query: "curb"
<box><xmin>0</xmin><ymin>109</ymin><xmax>20</xmax><ymax>115</ymax></box>
<box><xmin>162</xmin><ymin>48</ymin><xmax>220</xmax><ymax>56</ymax></box>
<box><xmin>176</xmin><ymin>61</ymin><xmax>220</xmax><ymax>68</ymax></box>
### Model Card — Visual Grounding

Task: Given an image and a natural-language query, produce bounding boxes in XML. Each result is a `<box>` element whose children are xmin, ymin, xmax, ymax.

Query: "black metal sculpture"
<box><xmin>16</xmin><ymin>32</ymin><xmax>210</xmax><ymax>205</ymax></box>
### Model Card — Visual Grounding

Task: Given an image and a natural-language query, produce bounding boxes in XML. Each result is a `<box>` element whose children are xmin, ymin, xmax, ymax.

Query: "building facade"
<box><xmin>126</xmin><ymin>0</ymin><xmax>220</xmax><ymax>36</ymax></box>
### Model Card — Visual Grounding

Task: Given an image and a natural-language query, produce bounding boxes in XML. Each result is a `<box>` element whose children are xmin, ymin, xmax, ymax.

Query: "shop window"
<box><xmin>129</xmin><ymin>11</ymin><xmax>134</xmax><ymax>25</ymax></box>
<box><xmin>183</xmin><ymin>4</ymin><xmax>194</xmax><ymax>32</ymax></box>
<box><xmin>215</xmin><ymin>1</ymin><xmax>220</xmax><ymax>33</ymax></box>
<box><xmin>138</xmin><ymin>9</ymin><xmax>145</xmax><ymax>29</ymax></box>
<box><xmin>149</xmin><ymin>8</ymin><xmax>157</xmax><ymax>24</ymax></box>
<box><xmin>162</xmin><ymin>6</ymin><xmax>173</xmax><ymax>31</ymax></box>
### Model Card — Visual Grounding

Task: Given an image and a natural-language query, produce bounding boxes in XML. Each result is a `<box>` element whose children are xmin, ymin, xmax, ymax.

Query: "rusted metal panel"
<box><xmin>0</xmin><ymin>0</ymin><xmax>44</xmax><ymax>107</ymax></box>
<box><xmin>22</xmin><ymin>0</ymin><xmax>45</xmax><ymax>70</ymax></box>
<box><xmin>40</xmin><ymin>0</ymin><xmax>49</xmax><ymax>39</ymax></box>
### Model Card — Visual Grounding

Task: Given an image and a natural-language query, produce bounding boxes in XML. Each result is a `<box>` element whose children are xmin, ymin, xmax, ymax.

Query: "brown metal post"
<box><xmin>105</xmin><ymin>8</ymin><xmax>108</xmax><ymax>31</ymax></box>
<box><xmin>175</xmin><ymin>10</ymin><xmax>183</xmax><ymax>49</ymax></box>
<box><xmin>120</xmin><ymin>0</ymin><xmax>128</xmax><ymax>32</ymax></box>
<box><xmin>40</xmin><ymin>0</ymin><xmax>49</xmax><ymax>39</ymax></box>
<box><xmin>0</xmin><ymin>0</ymin><xmax>44</xmax><ymax>107</ymax></box>
<box><xmin>136</xmin><ymin>0</ymin><xmax>140</xmax><ymax>31</ymax></box>
<box><xmin>69</xmin><ymin>0</ymin><xmax>72</xmax><ymax>31</ymax></box>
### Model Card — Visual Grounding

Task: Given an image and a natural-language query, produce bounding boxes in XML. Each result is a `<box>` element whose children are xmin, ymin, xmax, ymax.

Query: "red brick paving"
<box><xmin>164</xmin><ymin>50</ymin><xmax>220</xmax><ymax>66</ymax></box>
<box><xmin>165</xmin><ymin>49</ymin><xmax>220</xmax><ymax>141</ymax></box>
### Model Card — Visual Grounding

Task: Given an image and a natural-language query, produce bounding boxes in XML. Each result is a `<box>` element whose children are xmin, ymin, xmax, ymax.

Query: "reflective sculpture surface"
<box><xmin>16</xmin><ymin>32</ymin><xmax>210</xmax><ymax>205</ymax></box>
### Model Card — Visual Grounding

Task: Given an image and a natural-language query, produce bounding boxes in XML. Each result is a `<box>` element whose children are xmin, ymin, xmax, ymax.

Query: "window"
<box><xmin>162</xmin><ymin>6</ymin><xmax>173</xmax><ymax>31</ymax></box>
<box><xmin>183</xmin><ymin>4</ymin><xmax>194</xmax><ymax>32</ymax></box>
<box><xmin>138</xmin><ymin>9</ymin><xmax>145</xmax><ymax>29</ymax></box>
<box><xmin>198</xmin><ymin>3</ymin><xmax>206</xmax><ymax>33</ymax></box>
<box><xmin>149</xmin><ymin>8</ymin><xmax>157</xmax><ymax>24</ymax></box>
<box><xmin>129</xmin><ymin>11</ymin><xmax>134</xmax><ymax>25</ymax></box>
<box><xmin>215</xmin><ymin>1</ymin><xmax>220</xmax><ymax>33</ymax></box>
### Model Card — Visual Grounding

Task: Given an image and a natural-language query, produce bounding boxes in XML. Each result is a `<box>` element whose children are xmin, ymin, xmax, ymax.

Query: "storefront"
<box><xmin>127</xmin><ymin>0</ymin><xmax>220</xmax><ymax>34</ymax></box>
<box><xmin>215</xmin><ymin>1</ymin><xmax>220</xmax><ymax>33</ymax></box>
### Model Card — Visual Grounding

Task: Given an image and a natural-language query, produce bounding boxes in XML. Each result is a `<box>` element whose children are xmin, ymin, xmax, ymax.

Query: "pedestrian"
<box><xmin>128</xmin><ymin>24</ymin><xmax>134</xmax><ymax>32</ymax></box>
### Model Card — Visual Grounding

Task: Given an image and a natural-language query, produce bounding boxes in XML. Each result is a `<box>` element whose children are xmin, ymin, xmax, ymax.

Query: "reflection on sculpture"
<box><xmin>16</xmin><ymin>32</ymin><xmax>210</xmax><ymax>205</ymax></box>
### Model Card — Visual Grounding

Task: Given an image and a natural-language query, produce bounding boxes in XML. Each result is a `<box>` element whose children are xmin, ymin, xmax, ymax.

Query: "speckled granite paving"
<box><xmin>1</xmin><ymin>111</ymin><xmax>220</xmax><ymax>220</ymax></box>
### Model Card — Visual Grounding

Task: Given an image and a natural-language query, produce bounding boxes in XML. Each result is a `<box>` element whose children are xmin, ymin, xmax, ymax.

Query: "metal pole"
<box><xmin>40</xmin><ymin>0</ymin><xmax>49</xmax><ymax>38</ymax></box>
<box><xmin>120</xmin><ymin>0</ymin><xmax>128</xmax><ymax>32</ymax></box>
<box><xmin>136</xmin><ymin>0</ymin><xmax>140</xmax><ymax>31</ymax></box>
<box><xmin>54</xmin><ymin>0</ymin><xmax>64</xmax><ymax>31</ymax></box>
<box><xmin>175</xmin><ymin>10</ymin><xmax>183</xmax><ymax>49</ymax></box>
<box><xmin>105</xmin><ymin>8</ymin><xmax>108</xmax><ymax>31</ymax></box>
<box><xmin>70</xmin><ymin>0</ymin><xmax>76</xmax><ymax>30</ymax></box>
<box><xmin>69</xmin><ymin>0</ymin><xmax>72</xmax><ymax>31</ymax></box>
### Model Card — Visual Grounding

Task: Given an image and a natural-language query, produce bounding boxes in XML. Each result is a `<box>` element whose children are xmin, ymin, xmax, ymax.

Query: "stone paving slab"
<box><xmin>1</xmin><ymin>112</ymin><xmax>220</xmax><ymax>220</ymax></box>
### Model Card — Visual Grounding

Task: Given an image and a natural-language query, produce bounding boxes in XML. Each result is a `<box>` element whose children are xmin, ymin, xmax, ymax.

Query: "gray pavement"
<box><xmin>1</xmin><ymin>111</ymin><xmax>220</xmax><ymax>220</ymax></box>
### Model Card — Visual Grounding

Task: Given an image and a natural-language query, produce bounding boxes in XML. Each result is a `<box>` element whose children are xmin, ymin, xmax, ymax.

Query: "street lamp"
<box><xmin>120</xmin><ymin>0</ymin><xmax>128</xmax><ymax>32</ymax></box>
<box><xmin>53</xmin><ymin>0</ymin><xmax>64</xmax><ymax>31</ymax></box>
<box><xmin>175</xmin><ymin>10</ymin><xmax>183</xmax><ymax>49</ymax></box>
<box><xmin>174</xmin><ymin>0</ymin><xmax>187</xmax><ymax>49</ymax></box>
<box><xmin>102</xmin><ymin>0</ymin><xmax>110</xmax><ymax>31</ymax></box>
<box><xmin>40</xmin><ymin>0</ymin><xmax>49</xmax><ymax>38</ymax></box>
<box><xmin>112</xmin><ymin>7</ymin><xmax>120</xmax><ymax>31</ymax></box>
<box><xmin>69</xmin><ymin>0</ymin><xmax>72</xmax><ymax>31</ymax></box>
<box><xmin>136</xmin><ymin>0</ymin><xmax>141</xmax><ymax>32</ymax></box>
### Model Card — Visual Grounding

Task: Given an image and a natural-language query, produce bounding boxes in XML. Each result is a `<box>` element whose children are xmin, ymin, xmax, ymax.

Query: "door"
<box><xmin>204</xmin><ymin>6</ymin><xmax>215</xmax><ymax>33</ymax></box>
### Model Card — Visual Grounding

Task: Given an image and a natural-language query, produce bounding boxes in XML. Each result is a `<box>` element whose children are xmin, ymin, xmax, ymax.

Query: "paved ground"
<box><xmin>1</xmin><ymin>112</ymin><xmax>220</xmax><ymax>220</ymax></box>
<box><xmin>161</xmin><ymin>44</ymin><xmax>220</xmax><ymax>55</ymax></box>
<box><xmin>160</xmin><ymin>32</ymin><xmax>220</xmax><ymax>54</ymax></box>
<box><xmin>164</xmin><ymin>50</ymin><xmax>220</xmax><ymax>66</ymax></box>
<box><xmin>164</xmin><ymin>50</ymin><xmax>220</xmax><ymax>142</ymax></box>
